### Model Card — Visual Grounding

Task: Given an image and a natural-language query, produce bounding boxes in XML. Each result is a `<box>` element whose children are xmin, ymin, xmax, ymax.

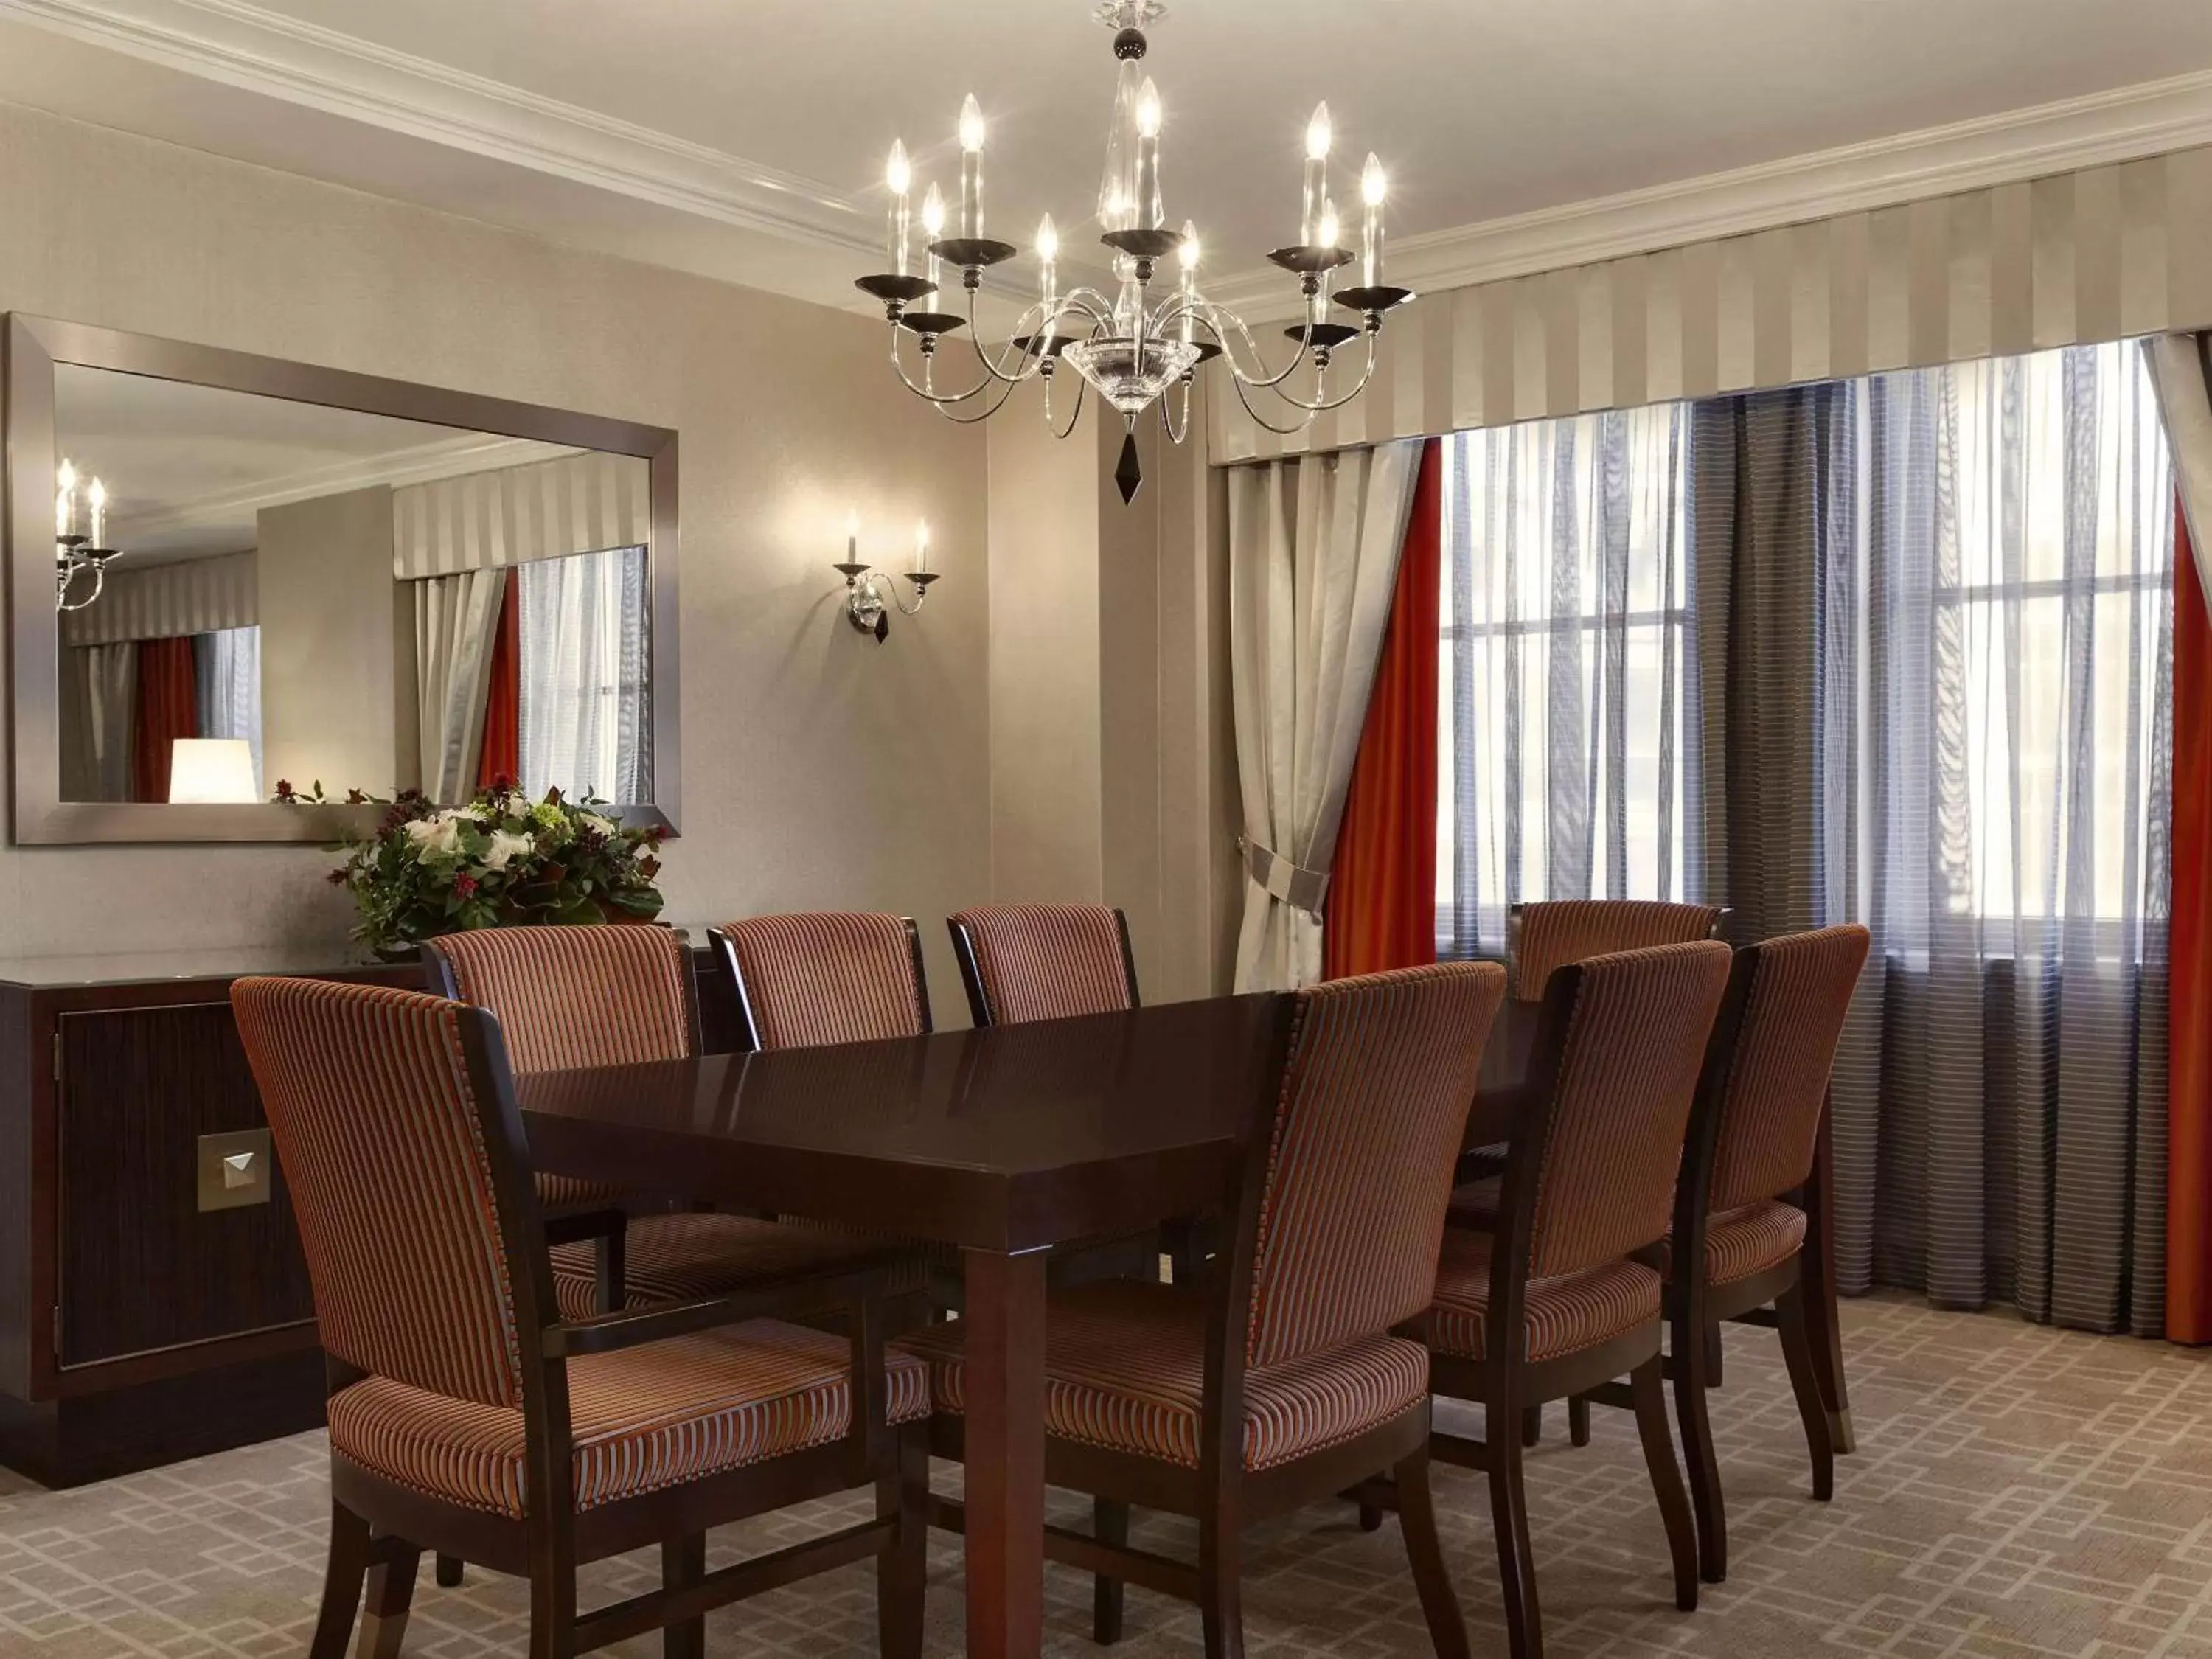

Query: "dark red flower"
<box><xmin>326</xmin><ymin>867</ymin><xmax>347</xmax><ymax>886</ymax></box>
<box><xmin>346</xmin><ymin>788</ymin><xmax>367</xmax><ymax>805</ymax></box>
<box><xmin>492</xmin><ymin>772</ymin><xmax>514</xmax><ymax>793</ymax></box>
<box><xmin>454</xmin><ymin>873</ymin><xmax>479</xmax><ymax>899</ymax></box>
<box><xmin>274</xmin><ymin>779</ymin><xmax>294</xmax><ymax>801</ymax></box>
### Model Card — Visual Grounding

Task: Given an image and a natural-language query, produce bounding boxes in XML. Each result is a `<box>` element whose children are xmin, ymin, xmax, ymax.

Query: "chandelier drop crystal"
<box><xmin>53</xmin><ymin>458</ymin><xmax>120</xmax><ymax>613</ymax></box>
<box><xmin>855</xmin><ymin>0</ymin><xmax>1415</xmax><ymax>503</ymax></box>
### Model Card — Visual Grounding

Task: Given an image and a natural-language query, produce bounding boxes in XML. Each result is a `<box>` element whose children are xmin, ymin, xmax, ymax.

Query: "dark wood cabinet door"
<box><xmin>55</xmin><ymin>1003</ymin><xmax>316</xmax><ymax>1368</ymax></box>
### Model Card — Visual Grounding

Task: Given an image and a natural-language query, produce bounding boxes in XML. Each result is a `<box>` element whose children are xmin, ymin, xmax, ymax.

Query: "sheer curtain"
<box><xmin>518</xmin><ymin>546</ymin><xmax>650</xmax><ymax>804</ymax></box>
<box><xmin>1831</xmin><ymin>343</ymin><xmax>2174</xmax><ymax>1335</ymax></box>
<box><xmin>1439</xmin><ymin>403</ymin><xmax>1696</xmax><ymax>960</ymax></box>
<box><xmin>58</xmin><ymin>642</ymin><xmax>136</xmax><ymax>803</ymax></box>
<box><xmin>193</xmin><ymin>626</ymin><xmax>262</xmax><ymax>798</ymax></box>
<box><xmin>415</xmin><ymin>568</ymin><xmax>508</xmax><ymax>802</ymax></box>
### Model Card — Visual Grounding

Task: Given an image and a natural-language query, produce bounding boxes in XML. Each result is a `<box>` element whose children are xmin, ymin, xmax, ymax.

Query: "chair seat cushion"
<box><xmin>1427</xmin><ymin>1228</ymin><xmax>1661</xmax><ymax>1362</ymax></box>
<box><xmin>536</xmin><ymin>1172</ymin><xmax>630</xmax><ymax>1212</ymax></box>
<box><xmin>550</xmin><ymin>1212</ymin><xmax>924</xmax><ymax>1321</ymax></box>
<box><xmin>894</xmin><ymin>1280</ymin><xmax>1427</xmax><ymax>1472</ymax></box>
<box><xmin>328</xmin><ymin>1319</ymin><xmax>928</xmax><ymax>1517</ymax></box>
<box><xmin>1674</xmin><ymin>1200</ymin><xmax>1807</xmax><ymax>1287</ymax></box>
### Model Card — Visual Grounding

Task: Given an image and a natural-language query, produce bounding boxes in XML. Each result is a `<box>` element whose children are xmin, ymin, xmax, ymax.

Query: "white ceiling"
<box><xmin>2</xmin><ymin>0</ymin><xmax>2211</xmax><ymax>318</ymax></box>
<box><xmin>54</xmin><ymin>364</ymin><xmax>575</xmax><ymax>562</ymax></box>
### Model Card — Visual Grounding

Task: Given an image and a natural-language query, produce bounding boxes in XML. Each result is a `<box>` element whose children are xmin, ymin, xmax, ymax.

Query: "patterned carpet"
<box><xmin>1</xmin><ymin>1293</ymin><xmax>2209</xmax><ymax>1658</ymax></box>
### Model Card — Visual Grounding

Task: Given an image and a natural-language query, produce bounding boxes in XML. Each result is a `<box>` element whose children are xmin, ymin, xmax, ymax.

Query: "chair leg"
<box><xmin>595</xmin><ymin>1225</ymin><xmax>627</xmax><ymax>1317</ymax></box>
<box><xmin>1197</xmin><ymin>1507</ymin><xmax>1245</xmax><ymax>1659</ymax></box>
<box><xmin>1357</xmin><ymin>1500</ymin><xmax>1384</xmax><ymax>1533</ymax></box>
<box><xmin>1093</xmin><ymin>1499</ymin><xmax>1129</xmax><ymax>1644</ymax></box>
<box><xmin>1630</xmin><ymin>1356</ymin><xmax>1698</xmax><ymax>1613</ymax></box>
<box><xmin>1703</xmin><ymin>1320</ymin><xmax>1724</xmax><ymax>1388</ymax></box>
<box><xmin>1776</xmin><ymin>1279</ymin><xmax>1837</xmax><ymax>1501</ymax></box>
<box><xmin>878</xmin><ymin>1428</ymin><xmax>928</xmax><ymax>1659</ymax></box>
<box><xmin>434</xmin><ymin>1554</ymin><xmax>464</xmax><ymax>1588</ymax></box>
<box><xmin>661</xmin><ymin>1534</ymin><xmax>706</xmax><ymax>1659</ymax></box>
<box><xmin>357</xmin><ymin>1539</ymin><xmax>422</xmax><ymax>1659</ymax></box>
<box><xmin>1395</xmin><ymin>1444</ymin><xmax>1470</xmax><ymax>1659</ymax></box>
<box><xmin>1672</xmin><ymin>1309</ymin><xmax>1727</xmax><ymax>1585</ymax></box>
<box><xmin>1520</xmin><ymin>1405</ymin><xmax>1543</xmax><ymax>1447</ymax></box>
<box><xmin>310</xmin><ymin>1501</ymin><xmax>372</xmax><ymax>1659</ymax></box>
<box><xmin>1487</xmin><ymin>1398</ymin><xmax>1542</xmax><ymax>1659</ymax></box>
<box><xmin>527</xmin><ymin>1519</ymin><xmax>579</xmax><ymax>1659</ymax></box>
<box><xmin>1567</xmin><ymin>1396</ymin><xmax>1590</xmax><ymax>1447</ymax></box>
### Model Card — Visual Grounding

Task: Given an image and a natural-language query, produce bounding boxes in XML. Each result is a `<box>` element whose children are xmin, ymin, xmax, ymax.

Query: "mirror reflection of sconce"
<box><xmin>832</xmin><ymin>516</ymin><xmax>939</xmax><ymax>643</ymax></box>
<box><xmin>54</xmin><ymin>457</ymin><xmax>121</xmax><ymax>612</ymax></box>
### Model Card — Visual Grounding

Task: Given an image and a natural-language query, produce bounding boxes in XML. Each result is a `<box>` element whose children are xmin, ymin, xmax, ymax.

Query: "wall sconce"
<box><xmin>832</xmin><ymin>517</ymin><xmax>940</xmax><ymax>643</ymax></box>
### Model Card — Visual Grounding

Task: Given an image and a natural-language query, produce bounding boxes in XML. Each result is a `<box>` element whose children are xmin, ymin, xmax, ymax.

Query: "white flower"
<box><xmin>403</xmin><ymin>815</ymin><xmax>462</xmax><ymax>857</ymax></box>
<box><xmin>481</xmin><ymin>829</ymin><xmax>535</xmax><ymax>871</ymax></box>
<box><xmin>580</xmin><ymin>813</ymin><xmax>618</xmax><ymax>841</ymax></box>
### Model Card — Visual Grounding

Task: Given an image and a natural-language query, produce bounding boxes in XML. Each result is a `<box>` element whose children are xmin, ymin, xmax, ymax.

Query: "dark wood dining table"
<box><xmin>515</xmin><ymin>990</ymin><xmax>1848</xmax><ymax>1659</ymax></box>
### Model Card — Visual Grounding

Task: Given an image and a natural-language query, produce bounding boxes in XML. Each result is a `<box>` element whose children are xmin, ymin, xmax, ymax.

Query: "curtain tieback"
<box><xmin>1239</xmin><ymin>835</ymin><xmax>1330</xmax><ymax>915</ymax></box>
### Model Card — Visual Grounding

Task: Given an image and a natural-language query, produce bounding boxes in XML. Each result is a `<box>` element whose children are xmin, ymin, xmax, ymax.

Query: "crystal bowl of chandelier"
<box><xmin>855</xmin><ymin>58</ymin><xmax>1415</xmax><ymax>482</ymax></box>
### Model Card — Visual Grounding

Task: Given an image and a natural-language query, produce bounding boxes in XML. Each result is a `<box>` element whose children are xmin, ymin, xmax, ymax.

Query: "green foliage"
<box><xmin>282</xmin><ymin>779</ymin><xmax>667</xmax><ymax>956</ymax></box>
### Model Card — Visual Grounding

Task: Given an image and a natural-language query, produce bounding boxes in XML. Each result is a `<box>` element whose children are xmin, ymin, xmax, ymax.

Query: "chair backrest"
<box><xmin>422</xmin><ymin>923</ymin><xmax>698</xmax><ymax>1075</ymax></box>
<box><xmin>1515</xmin><ymin>940</ymin><xmax>1732</xmax><ymax>1279</ymax></box>
<box><xmin>948</xmin><ymin>903</ymin><xmax>1139</xmax><ymax>1026</ymax></box>
<box><xmin>714</xmin><ymin>912</ymin><xmax>931</xmax><ymax>1051</ymax></box>
<box><xmin>1700</xmin><ymin>925</ymin><xmax>1870</xmax><ymax>1214</ymax></box>
<box><xmin>1512</xmin><ymin>900</ymin><xmax>1726</xmax><ymax>1002</ymax></box>
<box><xmin>232</xmin><ymin>976</ymin><xmax>539</xmax><ymax>1408</ymax></box>
<box><xmin>1242</xmin><ymin>961</ymin><xmax>1507</xmax><ymax>1369</ymax></box>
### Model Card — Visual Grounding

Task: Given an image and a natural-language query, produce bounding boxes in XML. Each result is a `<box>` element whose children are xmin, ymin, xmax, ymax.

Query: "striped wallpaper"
<box><xmin>391</xmin><ymin>449</ymin><xmax>652</xmax><ymax>580</ymax></box>
<box><xmin>60</xmin><ymin>549</ymin><xmax>256</xmax><ymax>646</ymax></box>
<box><xmin>1208</xmin><ymin>144</ymin><xmax>2212</xmax><ymax>462</ymax></box>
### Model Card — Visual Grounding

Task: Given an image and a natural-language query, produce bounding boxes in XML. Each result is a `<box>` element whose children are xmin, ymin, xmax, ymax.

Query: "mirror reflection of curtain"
<box><xmin>518</xmin><ymin>546</ymin><xmax>649</xmax><ymax>804</ymax></box>
<box><xmin>131</xmin><ymin>636</ymin><xmax>198</xmax><ymax>804</ymax></box>
<box><xmin>58</xmin><ymin>643</ymin><xmax>137</xmax><ymax>803</ymax></box>
<box><xmin>414</xmin><ymin>568</ymin><xmax>508</xmax><ymax>802</ymax></box>
<box><xmin>193</xmin><ymin>627</ymin><xmax>264</xmax><ymax>799</ymax></box>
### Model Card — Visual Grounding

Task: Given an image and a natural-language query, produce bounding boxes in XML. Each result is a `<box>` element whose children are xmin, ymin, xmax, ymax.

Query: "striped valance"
<box><xmin>60</xmin><ymin>550</ymin><xmax>257</xmax><ymax>646</ymax></box>
<box><xmin>392</xmin><ymin>450</ymin><xmax>651</xmax><ymax>580</ymax></box>
<box><xmin>1209</xmin><ymin>144</ymin><xmax>2212</xmax><ymax>461</ymax></box>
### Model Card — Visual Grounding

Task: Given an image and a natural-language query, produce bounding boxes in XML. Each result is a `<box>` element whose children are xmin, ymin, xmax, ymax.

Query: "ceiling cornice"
<box><xmin>1203</xmin><ymin>66</ymin><xmax>2212</xmax><ymax>318</ymax></box>
<box><xmin>0</xmin><ymin>0</ymin><xmax>877</xmax><ymax>254</ymax></box>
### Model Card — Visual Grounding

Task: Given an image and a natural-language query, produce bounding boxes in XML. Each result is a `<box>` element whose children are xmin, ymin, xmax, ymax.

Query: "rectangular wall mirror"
<box><xmin>6</xmin><ymin>316</ymin><xmax>679</xmax><ymax>843</ymax></box>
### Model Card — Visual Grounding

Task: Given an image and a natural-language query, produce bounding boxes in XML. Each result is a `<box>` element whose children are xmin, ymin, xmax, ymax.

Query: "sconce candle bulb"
<box><xmin>1360</xmin><ymin>153</ymin><xmax>1387</xmax><ymax>288</ymax></box>
<box><xmin>1301</xmin><ymin>101</ymin><xmax>1331</xmax><ymax>244</ymax></box>
<box><xmin>958</xmin><ymin>94</ymin><xmax>986</xmax><ymax>238</ymax></box>
<box><xmin>885</xmin><ymin>139</ymin><xmax>912</xmax><ymax>276</ymax></box>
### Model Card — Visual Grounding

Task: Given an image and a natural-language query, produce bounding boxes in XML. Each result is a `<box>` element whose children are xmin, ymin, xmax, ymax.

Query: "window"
<box><xmin>1436</xmin><ymin>404</ymin><xmax>1695</xmax><ymax>958</ymax></box>
<box><xmin>517</xmin><ymin>544</ymin><xmax>650</xmax><ymax>804</ymax></box>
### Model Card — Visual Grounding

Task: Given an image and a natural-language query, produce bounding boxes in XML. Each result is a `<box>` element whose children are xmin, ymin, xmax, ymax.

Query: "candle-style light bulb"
<box><xmin>1360</xmin><ymin>153</ymin><xmax>1387</xmax><ymax>288</ymax></box>
<box><xmin>922</xmin><ymin>182</ymin><xmax>946</xmax><ymax>286</ymax></box>
<box><xmin>1036</xmin><ymin>212</ymin><xmax>1059</xmax><ymax>307</ymax></box>
<box><xmin>845</xmin><ymin>511</ymin><xmax>860</xmax><ymax>563</ymax></box>
<box><xmin>885</xmin><ymin>139</ymin><xmax>913</xmax><ymax>276</ymax></box>
<box><xmin>1301</xmin><ymin>101</ymin><xmax>1332</xmax><ymax>245</ymax></box>
<box><xmin>1178</xmin><ymin>218</ymin><xmax>1200</xmax><ymax>344</ymax></box>
<box><xmin>913</xmin><ymin>519</ymin><xmax>931</xmax><ymax>575</ymax></box>
<box><xmin>1318</xmin><ymin>205</ymin><xmax>1339</xmax><ymax>250</ymax></box>
<box><xmin>1133</xmin><ymin>77</ymin><xmax>1163</xmax><ymax>229</ymax></box>
<box><xmin>957</xmin><ymin>95</ymin><xmax>986</xmax><ymax>239</ymax></box>
<box><xmin>86</xmin><ymin>478</ymin><xmax>107</xmax><ymax>549</ymax></box>
<box><xmin>55</xmin><ymin>458</ymin><xmax>77</xmax><ymax>539</ymax></box>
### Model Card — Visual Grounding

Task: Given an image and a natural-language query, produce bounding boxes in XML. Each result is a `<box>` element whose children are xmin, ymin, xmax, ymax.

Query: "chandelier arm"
<box><xmin>928</xmin><ymin>369</ymin><xmax>1026</xmax><ymax>426</ymax></box>
<box><xmin>1252</xmin><ymin>328</ymin><xmax>1381</xmax><ymax>414</ymax></box>
<box><xmin>889</xmin><ymin>321</ymin><xmax>1002</xmax><ymax>406</ymax></box>
<box><xmin>1230</xmin><ymin>369</ymin><xmax>1327</xmax><ymax>437</ymax></box>
<box><xmin>958</xmin><ymin>291</ymin><xmax>1057</xmax><ymax>386</ymax></box>
<box><xmin>1182</xmin><ymin>302</ymin><xmax>1346</xmax><ymax>393</ymax></box>
<box><xmin>1056</xmin><ymin>288</ymin><xmax>1121</xmax><ymax>335</ymax></box>
<box><xmin>1048</xmin><ymin>375</ymin><xmax>1090</xmax><ymax>440</ymax></box>
<box><xmin>1161</xmin><ymin>378</ymin><xmax>1192</xmax><ymax>445</ymax></box>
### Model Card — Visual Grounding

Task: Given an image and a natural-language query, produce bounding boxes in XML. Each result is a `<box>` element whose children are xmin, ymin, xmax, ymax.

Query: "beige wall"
<box><xmin>0</xmin><ymin>102</ymin><xmax>992</xmax><ymax>1023</ymax></box>
<box><xmin>254</xmin><ymin>485</ymin><xmax>399</xmax><ymax>796</ymax></box>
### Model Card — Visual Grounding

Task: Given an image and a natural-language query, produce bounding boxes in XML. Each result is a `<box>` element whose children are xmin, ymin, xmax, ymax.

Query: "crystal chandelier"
<box><xmin>53</xmin><ymin>458</ymin><xmax>120</xmax><ymax>612</ymax></box>
<box><xmin>855</xmin><ymin>0</ymin><xmax>1414</xmax><ymax>503</ymax></box>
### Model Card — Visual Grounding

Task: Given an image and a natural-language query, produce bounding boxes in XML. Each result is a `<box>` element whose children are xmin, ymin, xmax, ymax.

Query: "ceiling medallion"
<box><xmin>855</xmin><ymin>0</ymin><xmax>1415</xmax><ymax>503</ymax></box>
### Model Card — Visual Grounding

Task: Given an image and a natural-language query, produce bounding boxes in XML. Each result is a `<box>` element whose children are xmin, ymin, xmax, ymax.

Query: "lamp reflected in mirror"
<box><xmin>168</xmin><ymin>737</ymin><xmax>258</xmax><ymax>803</ymax></box>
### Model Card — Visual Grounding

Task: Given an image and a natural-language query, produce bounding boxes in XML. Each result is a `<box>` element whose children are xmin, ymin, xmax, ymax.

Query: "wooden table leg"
<box><xmin>962</xmin><ymin>1247</ymin><xmax>1049</xmax><ymax>1659</ymax></box>
<box><xmin>1800</xmin><ymin>1099</ymin><xmax>1855</xmax><ymax>1454</ymax></box>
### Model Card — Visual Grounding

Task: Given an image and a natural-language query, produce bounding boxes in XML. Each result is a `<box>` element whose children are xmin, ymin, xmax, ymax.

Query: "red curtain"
<box><xmin>1324</xmin><ymin>437</ymin><xmax>1443</xmax><ymax>980</ymax></box>
<box><xmin>131</xmin><ymin>636</ymin><xmax>198</xmax><ymax>804</ymax></box>
<box><xmin>2171</xmin><ymin>503</ymin><xmax>2212</xmax><ymax>1343</ymax></box>
<box><xmin>476</xmin><ymin>573</ymin><xmax>522</xmax><ymax>793</ymax></box>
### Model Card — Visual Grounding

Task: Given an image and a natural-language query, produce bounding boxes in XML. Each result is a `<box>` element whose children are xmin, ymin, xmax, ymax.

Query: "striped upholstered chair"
<box><xmin>425</xmin><ymin>925</ymin><xmax>905</xmax><ymax>1324</ymax></box>
<box><xmin>712</xmin><ymin>911</ymin><xmax>932</xmax><ymax>1051</ymax></box>
<box><xmin>1654</xmin><ymin>923</ymin><xmax>1868</xmax><ymax>1584</ymax></box>
<box><xmin>947</xmin><ymin>902</ymin><xmax>1138</xmax><ymax>1026</ymax></box>
<box><xmin>1507</xmin><ymin>900</ymin><xmax>1728</xmax><ymax>1001</ymax></box>
<box><xmin>1418</xmin><ymin>940</ymin><xmax>1730</xmax><ymax>1659</ymax></box>
<box><xmin>897</xmin><ymin>961</ymin><xmax>1509</xmax><ymax>1659</ymax></box>
<box><xmin>231</xmin><ymin>975</ymin><xmax>929</xmax><ymax>1659</ymax></box>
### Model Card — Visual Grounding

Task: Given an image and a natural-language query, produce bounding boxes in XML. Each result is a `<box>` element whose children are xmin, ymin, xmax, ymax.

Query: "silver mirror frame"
<box><xmin>5</xmin><ymin>314</ymin><xmax>680</xmax><ymax>845</ymax></box>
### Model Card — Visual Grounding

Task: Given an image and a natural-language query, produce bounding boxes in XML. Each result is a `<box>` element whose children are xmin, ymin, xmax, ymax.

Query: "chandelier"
<box><xmin>53</xmin><ymin>458</ymin><xmax>119</xmax><ymax>612</ymax></box>
<box><xmin>855</xmin><ymin>0</ymin><xmax>1414</xmax><ymax>504</ymax></box>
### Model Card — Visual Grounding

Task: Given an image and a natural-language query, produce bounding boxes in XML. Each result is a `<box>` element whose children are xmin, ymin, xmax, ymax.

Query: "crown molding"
<box><xmin>108</xmin><ymin>432</ymin><xmax>574</xmax><ymax>545</ymax></box>
<box><xmin>0</xmin><ymin>0</ymin><xmax>876</xmax><ymax>254</ymax></box>
<box><xmin>1204</xmin><ymin>66</ymin><xmax>2212</xmax><ymax>319</ymax></box>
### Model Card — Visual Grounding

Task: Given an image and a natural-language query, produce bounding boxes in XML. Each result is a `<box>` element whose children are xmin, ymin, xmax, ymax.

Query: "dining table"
<box><xmin>515</xmin><ymin>989</ymin><xmax>1850</xmax><ymax>1659</ymax></box>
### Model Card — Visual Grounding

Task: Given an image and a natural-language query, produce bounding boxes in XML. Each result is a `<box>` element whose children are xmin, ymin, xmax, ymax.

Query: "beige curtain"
<box><xmin>413</xmin><ymin>568</ymin><xmax>507</xmax><ymax>803</ymax></box>
<box><xmin>1227</xmin><ymin>440</ymin><xmax>1422</xmax><ymax>990</ymax></box>
<box><xmin>2146</xmin><ymin>333</ymin><xmax>2212</xmax><ymax>609</ymax></box>
<box><xmin>58</xmin><ymin>642</ymin><xmax>136</xmax><ymax>803</ymax></box>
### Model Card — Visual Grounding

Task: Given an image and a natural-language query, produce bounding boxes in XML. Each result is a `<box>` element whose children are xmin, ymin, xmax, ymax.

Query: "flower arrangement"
<box><xmin>277</xmin><ymin>776</ymin><xmax>667</xmax><ymax>957</ymax></box>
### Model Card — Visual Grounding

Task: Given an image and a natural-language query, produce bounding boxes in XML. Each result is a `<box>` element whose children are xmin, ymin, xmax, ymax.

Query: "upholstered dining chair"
<box><xmin>712</xmin><ymin>911</ymin><xmax>933</xmax><ymax>1050</ymax></box>
<box><xmin>894</xmin><ymin>960</ymin><xmax>1510</xmax><ymax>1659</ymax></box>
<box><xmin>947</xmin><ymin>902</ymin><xmax>1139</xmax><ymax>1026</ymax></box>
<box><xmin>231</xmin><ymin>975</ymin><xmax>929</xmax><ymax>1659</ymax></box>
<box><xmin>1505</xmin><ymin>900</ymin><xmax>1729</xmax><ymax>1002</ymax></box>
<box><xmin>1644</xmin><ymin>923</ymin><xmax>1869</xmax><ymax>1584</ymax></box>
<box><xmin>1411</xmin><ymin>940</ymin><xmax>1730</xmax><ymax>1659</ymax></box>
